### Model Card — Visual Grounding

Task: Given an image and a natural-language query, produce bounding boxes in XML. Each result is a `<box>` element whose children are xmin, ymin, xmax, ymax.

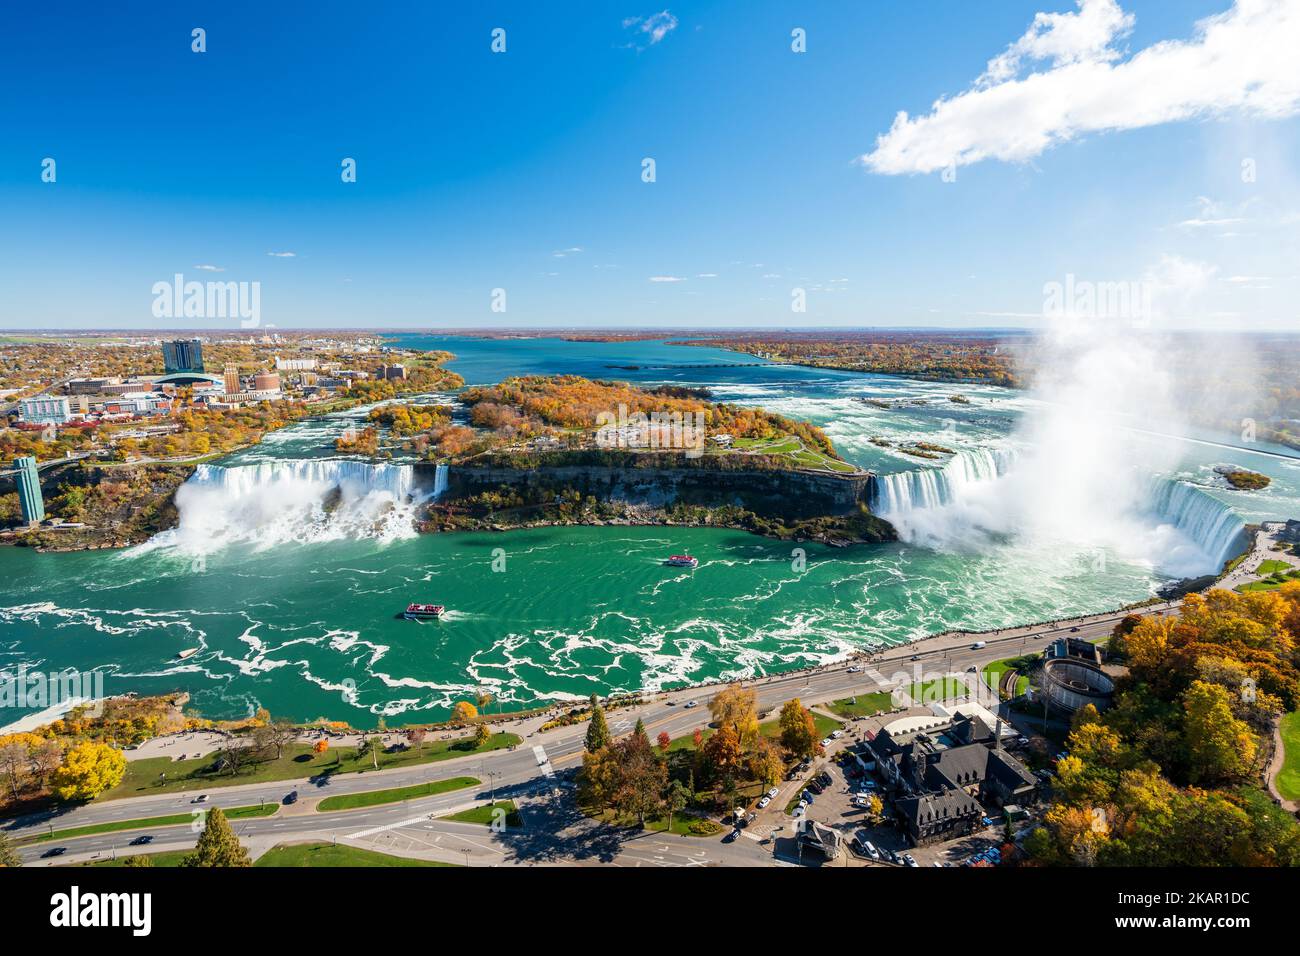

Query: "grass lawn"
<box><xmin>1278</xmin><ymin>711</ymin><xmax>1300</xmax><ymax>803</ymax></box>
<box><xmin>981</xmin><ymin>657</ymin><xmax>1033</xmax><ymax>697</ymax></box>
<box><xmin>826</xmin><ymin>692</ymin><xmax>895</xmax><ymax>719</ymax></box>
<box><xmin>1238</xmin><ymin>568</ymin><xmax>1300</xmax><ymax>593</ymax></box>
<box><xmin>1258</xmin><ymin>559</ymin><xmax>1296</xmax><ymax>575</ymax></box>
<box><xmin>31</xmin><ymin>803</ymin><xmax>278</xmax><ymax>843</ymax></box>
<box><xmin>102</xmin><ymin>732</ymin><xmax>520</xmax><ymax>801</ymax></box>
<box><xmin>440</xmin><ymin>800</ymin><xmax>522</xmax><ymax>828</ymax></box>
<box><xmin>255</xmin><ymin>842</ymin><xmax>455</xmax><ymax>867</ymax></box>
<box><xmin>589</xmin><ymin>807</ymin><xmax>723</xmax><ymax>837</ymax></box>
<box><xmin>908</xmin><ymin>677</ymin><xmax>972</xmax><ymax>704</ymax></box>
<box><xmin>316</xmin><ymin>776</ymin><xmax>480</xmax><ymax>812</ymax></box>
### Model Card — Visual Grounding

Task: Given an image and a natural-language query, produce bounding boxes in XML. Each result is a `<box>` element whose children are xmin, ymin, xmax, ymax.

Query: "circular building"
<box><xmin>1041</xmin><ymin>659</ymin><xmax>1115</xmax><ymax>716</ymax></box>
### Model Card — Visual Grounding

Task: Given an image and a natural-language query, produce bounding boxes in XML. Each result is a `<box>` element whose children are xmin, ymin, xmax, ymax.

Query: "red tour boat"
<box><xmin>665</xmin><ymin>554</ymin><xmax>699</xmax><ymax>568</ymax></box>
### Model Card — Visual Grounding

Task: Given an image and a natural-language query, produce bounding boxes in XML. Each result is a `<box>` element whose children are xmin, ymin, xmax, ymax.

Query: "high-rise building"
<box><xmin>19</xmin><ymin>396</ymin><xmax>71</xmax><ymax>424</ymax></box>
<box><xmin>162</xmin><ymin>339</ymin><xmax>204</xmax><ymax>374</ymax></box>
<box><xmin>15</xmin><ymin>456</ymin><xmax>44</xmax><ymax>525</ymax></box>
<box><xmin>223</xmin><ymin>362</ymin><xmax>241</xmax><ymax>395</ymax></box>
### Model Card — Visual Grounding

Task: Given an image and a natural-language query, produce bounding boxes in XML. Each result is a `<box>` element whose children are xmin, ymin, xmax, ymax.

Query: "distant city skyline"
<box><xmin>2</xmin><ymin>1</ymin><xmax>1298</xmax><ymax>331</ymax></box>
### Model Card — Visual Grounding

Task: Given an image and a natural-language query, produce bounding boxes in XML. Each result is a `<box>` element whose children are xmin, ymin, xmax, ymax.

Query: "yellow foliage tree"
<box><xmin>50</xmin><ymin>741</ymin><xmax>126</xmax><ymax>802</ymax></box>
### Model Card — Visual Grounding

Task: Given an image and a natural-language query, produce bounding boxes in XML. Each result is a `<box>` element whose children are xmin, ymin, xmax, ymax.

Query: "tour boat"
<box><xmin>665</xmin><ymin>554</ymin><xmax>699</xmax><ymax>569</ymax></box>
<box><xmin>403</xmin><ymin>603</ymin><xmax>446</xmax><ymax>620</ymax></box>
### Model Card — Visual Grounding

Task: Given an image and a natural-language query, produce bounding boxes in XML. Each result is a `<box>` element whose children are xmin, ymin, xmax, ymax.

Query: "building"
<box><xmin>223</xmin><ymin>363</ymin><xmax>241</xmax><ymax>395</ymax></box>
<box><xmin>19</xmin><ymin>396</ymin><xmax>71</xmax><ymax>425</ymax></box>
<box><xmin>275</xmin><ymin>356</ymin><xmax>317</xmax><ymax>371</ymax></box>
<box><xmin>162</xmin><ymin>338</ymin><xmax>204</xmax><ymax>374</ymax></box>
<box><xmin>1041</xmin><ymin>658</ymin><xmax>1115</xmax><ymax>717</ymax></box>
<box><xmin>253</xmin><ymin>371</ymin><xmax>281</xmax><ymax>392</ymax></box>
<box><xmin>14</xmin><ymin>456</ymin><xmax>44</xmax><ymax>525</ymax></box>
<box><xmin>381</xmin><ymin>364</ymin><xmax>408</xmax><ymax>381</ymax></box>
<box><xmin>867</xmin><ymin>712</ymin><xmax>1038</xmax><ymax>846</ymax></box>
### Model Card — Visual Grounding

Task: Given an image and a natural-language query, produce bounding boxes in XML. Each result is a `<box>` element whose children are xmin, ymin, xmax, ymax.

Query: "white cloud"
<box><xmin>267</xmin><ymin>251</ymin><xmax>297</xmax><ymax>257</ymax></box>
<box><xmin>861</xmin><ymin>0</ymin><xmax>1300</xmax><ymax>175</ymax></box>
<box><xmin>552</xmin><ymin>247</ymin><xmax>584</xmax><ymax>257</ymax></box>
<box><xmin>1176</xmin><ymin>217</ymin><xmax>1247</xmax><ymax>228</ymax></box>
<box><xmin>696</xmin><ymin>273</ymin><xmax>718</xmax><ymax>278</ymax></box>
<box><xmin>194</xmin><ymin>264</ymin><xmax>224</xmax><ymax>272</ymax></box>
<box><xmin>623</xmin><ymin>11</ymin><xmax>679</xmax><ymax>48</ymax></box>
<box><xmin>648</xmin><ymin>275</ymin><xmax>687</xmax><ymax>282</ymax></box>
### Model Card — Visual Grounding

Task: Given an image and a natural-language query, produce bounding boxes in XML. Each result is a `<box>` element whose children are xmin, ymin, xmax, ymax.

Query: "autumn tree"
<box><xmin>778</xmin><ymin>699</ymin><xmax>818</xmax><ymax>758</ymax></box>
<box><xmin>50</xmin><ymin>741</ymin><xmax>126</xmax><ymax>802</ymax></box>
<box><xmin>708</xmin><ymin>687</ymin><xmax>760</xmax><ymax>752</ymax></box>
<box><xmin>451</xmin><ymin>700</ymin><xmax>479</xmax><ymax>724</ymax></box>
<box><xmin>657</xmin><ymin>731</ymin><xmax>671</xmax><ymax>753</ymax></box>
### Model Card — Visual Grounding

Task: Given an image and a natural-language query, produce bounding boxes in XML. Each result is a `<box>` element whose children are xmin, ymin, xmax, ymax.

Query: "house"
<box><xmin>867</xmin><ymin>713</ymin><xmax>1037</xmax><ymax>847</ymax></box>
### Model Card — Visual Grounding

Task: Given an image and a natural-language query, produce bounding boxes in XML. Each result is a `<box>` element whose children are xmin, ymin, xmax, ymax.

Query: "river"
<box><xmin>2</xmin><ymin>335</ymin><xmax>1297</xmax><ymax>725</ymax></box>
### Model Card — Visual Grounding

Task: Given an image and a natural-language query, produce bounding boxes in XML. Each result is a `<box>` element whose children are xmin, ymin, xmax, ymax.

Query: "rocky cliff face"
<box><xmin>419</xmin><ymin>454</ymin><xmax>873</xmax><ymax>521</ymax></box>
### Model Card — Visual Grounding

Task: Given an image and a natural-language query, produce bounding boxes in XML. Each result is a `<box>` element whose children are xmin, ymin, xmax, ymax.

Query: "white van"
<box><xmin>971</xmin><ymin>641</ymin><xmax>987</xmax><ymax>649</ymax></box>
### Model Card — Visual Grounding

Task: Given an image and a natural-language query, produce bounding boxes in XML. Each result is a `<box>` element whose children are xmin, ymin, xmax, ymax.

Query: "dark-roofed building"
<box><xmin>867</xmin><ymin>711</ymin><xmax>1038</xmax><ymax>846</ymax></box>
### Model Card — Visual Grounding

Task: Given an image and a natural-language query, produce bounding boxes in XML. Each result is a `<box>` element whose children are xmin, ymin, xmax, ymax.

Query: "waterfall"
<box><xmin>871</xmin><ymin>447</ymin><xmax>1016</xmax><ymax>516</ymax></box>
<box><xmin>145</xmin><ymin>459</ymin><xmax>423</xmax><ymax>552</ymax></box>
<box><xmin>432</xmin><ymin>463</ymin><xmax>449</xmax><ymax>500</ymax></box>
<box><xmin>1144</xmin><ymin>479</ymin><xmax>1247</xmax><ymax>572</ymax></box>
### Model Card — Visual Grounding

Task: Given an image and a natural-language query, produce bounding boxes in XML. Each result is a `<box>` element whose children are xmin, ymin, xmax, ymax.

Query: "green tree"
<box><xmin>1183</xmin><ymin>680</ymin><xmax>1256</xmax><ymax>783</ymax></box>
<box><xmin>181</xmin><ymin>808</ymin><xmax>251</xmax><ymax>867</ymax></box>
<box><xmin>664</xmin><ymin>779</ymin><xmax>691</xmax><ymax>835</ymax></box>
<box><xmin>585</xmin><ymin>699</ymin><xmax>611</xmax><ymax>753</ymax></box>
<box><xmin>0</xmin><ymin>830</ymin><xmax>20</xmax><ymax>867</ymax></box>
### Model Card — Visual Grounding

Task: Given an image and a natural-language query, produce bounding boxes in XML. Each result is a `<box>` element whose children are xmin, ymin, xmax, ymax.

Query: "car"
<box><xmin>129</xmin><ymin>835</ymin><xmax>154</xmax><ymax>846</ymax></box>
<box><xmin>798</xmin><ymin>799</ymin><xmax>810</xmax><ymax>811</ymax></box>
<box><xmin>903</xmin><ymin>854</ymin><xmax>919</xmax><ymax>867</ymax></box>
<box><xmin>886</xmin><ymin>849</ymin><xmax>902</xmax><ymax>865</ymax></box>
<box><xmin>910</xmin><ymin>654</ymin><xmax>921</xmax><ymax>661</ymax></box>
<box><xmin>757</xmin><ymin>796</ymin><xmax>771</xmax><ymax>809</ymax></box>
<box><xmin>192</xmin><ymin>794</ymin><xmax>208</xmax><ymax>804</ymax></box>
<box><xmin>819</xmin><ymin>737</ymin><xmax>832</xmax><ymax>748</ymax></box>
<box><xmin>767</xmin><ymin>787</ymin><xmax>779</xmax><ymax>799</ymax></box>
<box><xmin>971</xmin><ymin>641</ymin><xmax>987</xmax><ymax>649</ymax></box>
<box><xmin>41</xmin><ymin>847</ymin><xmax>68</xmax><ymax>858</ymax></box>
<box><xmin>831</xmin><ymin>730</ymin><xmax>844</xmax><ymax>739</ymax></box>
<box><xmin>1070</xmin><ymin>626</ymin><xmax>1080</xmax><ymax>632</ymax></box>
<box><xmin>1016</xmin><ymin>736</ymin><xmax>1029</xmax><ymax>747</ymax></box>
<box><xmin>847</xmin><ymin>665</ymin><xmax>862</xmax><ymax>673</ymax></box>
<box><xmin>802</xmin><ymin>789</ymin><xmax>814</xmax><ymax>802</ymax></box>
<box><xmin>817</xmin><ymin>772</ymin><xmax>832</xmax><ymax>785</ymax></box>
<box><xmin>283</xmin><ymin>790</ymin><xmax>299</xmax><ymax>805</ymax></box>
<box><xmin>864</xmin><ymin>840</ymin><xmax>881</xmax><ymax>861</ymax></box>
<box><xmin>684</xmin><ymin>700</ymin><xmax>698</xmax><ymax>709</ymax></box>
<box><xmin>966</xmin><ymin>665</ymin><xmax>977</xmax><ymax>672</ymax></box>
<box><xmin>981</xmin><ymin>815</ymin><xmax>996</xmax><ymax>827</ymax></box>
<box><xmin>722</xmin><ymin>828</ymin><xmax>740</xmax><ymax>843</ymax></box>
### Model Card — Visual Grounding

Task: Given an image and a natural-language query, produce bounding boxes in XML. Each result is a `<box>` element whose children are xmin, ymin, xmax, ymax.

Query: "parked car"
<box><xmin>864</xmin><ymin>840</ymin><xmax>881</xmax><ymax>861</ymax></box>
<box><xmin>767</xmin><ymin>787</ymin><xmax>779</xmax><ymax>799</ymax></box>
<box><xmin>819</xmin><ymin>737</ymin><xmax>832</xmax><ymax>748</ymax></box>
<box><xmin>757</xmin><ymin>796</ymin><xmax>771</xmax><ymax>809</ymax></box>
<box><xmin>981</xmin><ymin>815</ymin><xmax>996</xmax><ymax>827</ymax></box>
<box><xmin>831</xmin><ymin>730</ymin><xmax>844</xmax><ymax>739</ymax></box>
<box><xmin>903</xmin><ymin>854</ymin><xmax>919</xmax><ymax>868</ymax></box>
<box><xmin>886</xmin><ymin>849</ymin><xmax>902</xmax><ymax>865</ymax></box>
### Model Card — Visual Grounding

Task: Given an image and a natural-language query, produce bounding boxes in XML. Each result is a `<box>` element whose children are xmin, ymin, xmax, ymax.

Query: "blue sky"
<box><xmin>1</xmin><ymin>0</ymin><xmax>1297</xmax><ymax>330</ymax></box>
